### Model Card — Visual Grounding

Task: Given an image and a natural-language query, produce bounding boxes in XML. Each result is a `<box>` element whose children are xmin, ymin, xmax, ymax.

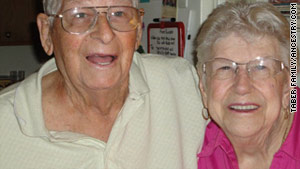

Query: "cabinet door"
<box><xmin>0</xmin><ymin>0</ymin><xmax>41</xmax><ymax>45</ymax></box>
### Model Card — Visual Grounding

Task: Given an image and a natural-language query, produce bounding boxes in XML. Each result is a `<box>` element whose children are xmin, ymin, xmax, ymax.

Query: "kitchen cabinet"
<box><xmin>0</xmin><ymin>0</ymin><xmax>43</xmax><ymax>45</ymax></box>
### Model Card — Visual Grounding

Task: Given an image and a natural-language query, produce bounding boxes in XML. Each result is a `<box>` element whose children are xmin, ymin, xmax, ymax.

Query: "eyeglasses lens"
<box><xmin>204</xmin><ymin>58</ymin><xmax>283</xmax><ymax>80</ymax></box>
<box><xmin>61</xmin><ymin>6</ymin><xmax>140</xmax><ymax>34</ymax></box>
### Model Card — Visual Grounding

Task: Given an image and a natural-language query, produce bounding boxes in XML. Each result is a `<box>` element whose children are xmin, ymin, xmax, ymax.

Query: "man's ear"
<box><xmin>135</xmin><ymin>11</ymin><xmax>144</xmax><ymax>50</ymax></box>
<box><xmin>37</xmin><ymin>13</ymin><xmax>53</xmax><ymax>56</ymax></box>
<box><xmin>198</xmin><ymin>70</ymin><xmax>208</xmax><ymax>108</ymax></box>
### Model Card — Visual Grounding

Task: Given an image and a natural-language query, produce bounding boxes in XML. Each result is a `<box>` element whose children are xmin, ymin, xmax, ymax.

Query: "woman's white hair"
<box><xmin>195</xmin><ymin>1</ymin><xmax>292</xmax><ymax>72</ymax></box>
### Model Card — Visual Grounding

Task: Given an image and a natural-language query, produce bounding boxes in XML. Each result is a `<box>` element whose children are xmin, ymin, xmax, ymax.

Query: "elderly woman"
<box><xmin>0</xmin><ymin>0</ymin><xmax>206</xmax><ymax>168</ymax></box>
<box><xmin>196</xmin><ymin>2</ymin><xmax>299</xmax><ymax>169</ymax></box>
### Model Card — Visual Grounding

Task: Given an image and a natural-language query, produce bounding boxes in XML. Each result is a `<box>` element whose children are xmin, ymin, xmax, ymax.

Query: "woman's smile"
<box><xmin>228</xmin><ymin>103</ymin><xmax>260</xmax><ymax>113</ymax></box>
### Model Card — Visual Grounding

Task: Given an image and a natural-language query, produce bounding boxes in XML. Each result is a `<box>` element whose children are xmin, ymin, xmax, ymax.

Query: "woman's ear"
<box><xmin>282</xmin><ymin>74</ymin><xmax>292</xmax><ymax>109</ymax></box>
<box><xmin>198</xmin><ymin>70</ymin><xmax>208</xmax><ymax>108</ymax></box>
<box><xmin>37</xmin><ymin>13</ymin><xmax>53</xmax><ymax>56</ymax></box>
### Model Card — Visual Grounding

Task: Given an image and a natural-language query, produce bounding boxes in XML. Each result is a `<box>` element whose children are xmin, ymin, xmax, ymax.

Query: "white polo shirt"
<box><xmin>0</xmin><ymin>52</ymin><xmax>206</xmax><ymax>169</ymax></box>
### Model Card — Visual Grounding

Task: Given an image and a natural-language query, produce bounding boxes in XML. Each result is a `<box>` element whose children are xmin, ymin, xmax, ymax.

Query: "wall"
<box><xmin>0</xmin><ymin>45</ymin><xmax>49</xmax><ymax>78</ymax></box>
<box><xmin>139</xmin><ymin>0</ymin><xmax>201</xmax><ymax>64</ymax></box>
<box><xmin>139</xmin><ymin>0</ymin><xmax>162</xmax><ymax>54</ymax></box>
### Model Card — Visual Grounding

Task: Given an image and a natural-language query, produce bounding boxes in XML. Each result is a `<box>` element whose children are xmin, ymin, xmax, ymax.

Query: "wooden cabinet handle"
<box><xmin>5</xmin><ymin>32</ymin><xmax>11</xmax><ymax>38</ymax></box>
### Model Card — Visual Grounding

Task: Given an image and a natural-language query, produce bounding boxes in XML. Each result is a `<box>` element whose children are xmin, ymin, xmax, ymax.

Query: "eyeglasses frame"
<box><xmin>48</xmin><ymin>6</ymin><xmax>145</xmax><ymax>34</ymax></box>
<box><xmin>202</xmin><ymin>57</ymin><xmax>286</xmax><ymax>80</ymax></box>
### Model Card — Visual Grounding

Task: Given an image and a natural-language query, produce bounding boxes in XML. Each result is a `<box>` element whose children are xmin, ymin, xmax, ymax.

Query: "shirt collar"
<box><xmin>14</xmin><ymin>58</ymin><xmax>56</xmax><ymax>138</ymax></box>
<box><xmin>198</xmin><ymin>121</ymin><xmax>235</xmax><ymax>158</ymax></box>
<box><xmin>128</xmin><ymin>52</ymin><xmax>150</xmax><ymax>99</ymax></box>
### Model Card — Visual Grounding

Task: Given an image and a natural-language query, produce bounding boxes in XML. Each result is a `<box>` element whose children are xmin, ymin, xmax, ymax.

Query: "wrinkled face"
<box><xmin>199</xmin><ymin>33</ymin><xmax>290</xmax><ymax>139</ymax></box>
<box><xmin>42</xmin><ymin>0</ymin><xmax>142</xmax><ymax>91</ymax></box>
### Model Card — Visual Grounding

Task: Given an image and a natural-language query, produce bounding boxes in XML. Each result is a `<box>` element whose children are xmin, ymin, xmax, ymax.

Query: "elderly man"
<box><xmin>0</xmin><ymin>0</ymin><xmax>205</xmax><ymax>168</ymax></box>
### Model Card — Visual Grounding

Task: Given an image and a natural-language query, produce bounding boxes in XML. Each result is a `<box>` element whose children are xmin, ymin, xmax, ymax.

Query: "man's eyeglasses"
<box><xmin>202</xmin><ymin>57</ymin><xmax>285</xmax><ymax>80</ymax></box>
<box><xmin>48</xmin><ymin>6</ymin><xmax>144</xmax><ymax>34</ymax></box>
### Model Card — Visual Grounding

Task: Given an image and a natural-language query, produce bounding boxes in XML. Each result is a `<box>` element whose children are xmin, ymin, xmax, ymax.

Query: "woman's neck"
<box><xmin>228</xmin><ymin>114</ymin><xmax>294</xmax><ymax>169</ymax></box>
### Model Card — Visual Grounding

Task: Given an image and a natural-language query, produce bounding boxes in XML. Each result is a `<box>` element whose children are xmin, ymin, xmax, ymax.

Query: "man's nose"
<box><xmin>90</xmin><ymin>14</ymin><xmax>115</xmax><ymax>44</ymax></box>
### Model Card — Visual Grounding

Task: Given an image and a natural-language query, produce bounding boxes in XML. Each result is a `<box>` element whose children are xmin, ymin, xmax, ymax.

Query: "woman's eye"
<box><xmin>219</xmin><ymin>66</ymin><xmax>232</xmax><ymax>70</ymax></box>
<box><xmin>255</xmin><ymin>65</ymin><xmax>267</xmax><ymax>70</ymax></box>
<box><xmin>74</xmin><ymin>13</ymin><xmax>87</xmax><ymax>18</ymax></box>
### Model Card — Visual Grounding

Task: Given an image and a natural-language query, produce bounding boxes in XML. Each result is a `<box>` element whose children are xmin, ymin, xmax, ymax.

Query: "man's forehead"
<box><xmin>63</xmin><ymin>0</ymin><xmax>133</xmax><ymax>5</ymax></box>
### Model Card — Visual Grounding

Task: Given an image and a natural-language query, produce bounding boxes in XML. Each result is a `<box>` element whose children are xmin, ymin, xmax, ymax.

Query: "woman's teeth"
<box><xmin>230</xmin><ymin>105</ymin><xmax>258</xmax><ymax>110</ymax></box>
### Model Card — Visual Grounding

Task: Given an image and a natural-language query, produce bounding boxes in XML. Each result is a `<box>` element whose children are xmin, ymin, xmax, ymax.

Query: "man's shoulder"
<box><xmin>140</xmin><ymin>53</ymin><xmax>191</xmax><ymax>66</ymax></box>
<box><xmin>134</xmin><ymin>53</ymin><xmax>200</xmax><ymax>94</ymax></box>
<box><xmin>0</xmin><ymin>83</ymin><xmax>18</xmax><ymax>118</ymax></box>
<box><xmin>0</xmin><ymin>71</ymin><xmax>39</xmax><ymax>111</ymax></box>
<box><xmin>0</xmin><ymin>83</ymin><xmax>18</xmax><ymax>104</ymax></box>
<box><xmin>137</xmin><ymin>53</ymin><xmax>196</xmax><ymax>76</ymax></box>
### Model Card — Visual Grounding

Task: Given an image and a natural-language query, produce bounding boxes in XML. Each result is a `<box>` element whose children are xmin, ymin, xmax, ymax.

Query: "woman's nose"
<box><xmin>90</xmin><ymin>15</ymin><xmax>115</xmax><ymax>44</ymax></box>
<box><xmin>233</xmin><ymin>68</ymin><xmax>253</xmax><ymax>95</ymax></box>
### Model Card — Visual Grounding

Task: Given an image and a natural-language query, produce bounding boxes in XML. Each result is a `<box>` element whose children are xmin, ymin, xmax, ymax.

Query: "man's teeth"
<box><xmin>97</xmin><ymin>62</ymin><xmax>111</xmax><ymax>66</ymax></box>
<box><xmin>230</xmin><ymin>105</ymin><xmax>258</xmax><ymax>110</ymax></box>
<box><xmin>87</xmin><ymin>55</ymin><xmax>116</xmax><ymax>66</ymax></box>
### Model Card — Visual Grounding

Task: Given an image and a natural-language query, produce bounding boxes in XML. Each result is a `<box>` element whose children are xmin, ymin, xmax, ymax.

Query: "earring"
<box><xmin>202</xmin><ymin>107</ymin><xmax>210</xmax><ymax>120</ymax></box>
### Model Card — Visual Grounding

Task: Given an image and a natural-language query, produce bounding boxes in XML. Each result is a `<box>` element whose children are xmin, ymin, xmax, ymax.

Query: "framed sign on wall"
<box><xmin>147</xmin><ymin>21</ymin><xmax>185</xmax><ymax>57</ymax></box>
